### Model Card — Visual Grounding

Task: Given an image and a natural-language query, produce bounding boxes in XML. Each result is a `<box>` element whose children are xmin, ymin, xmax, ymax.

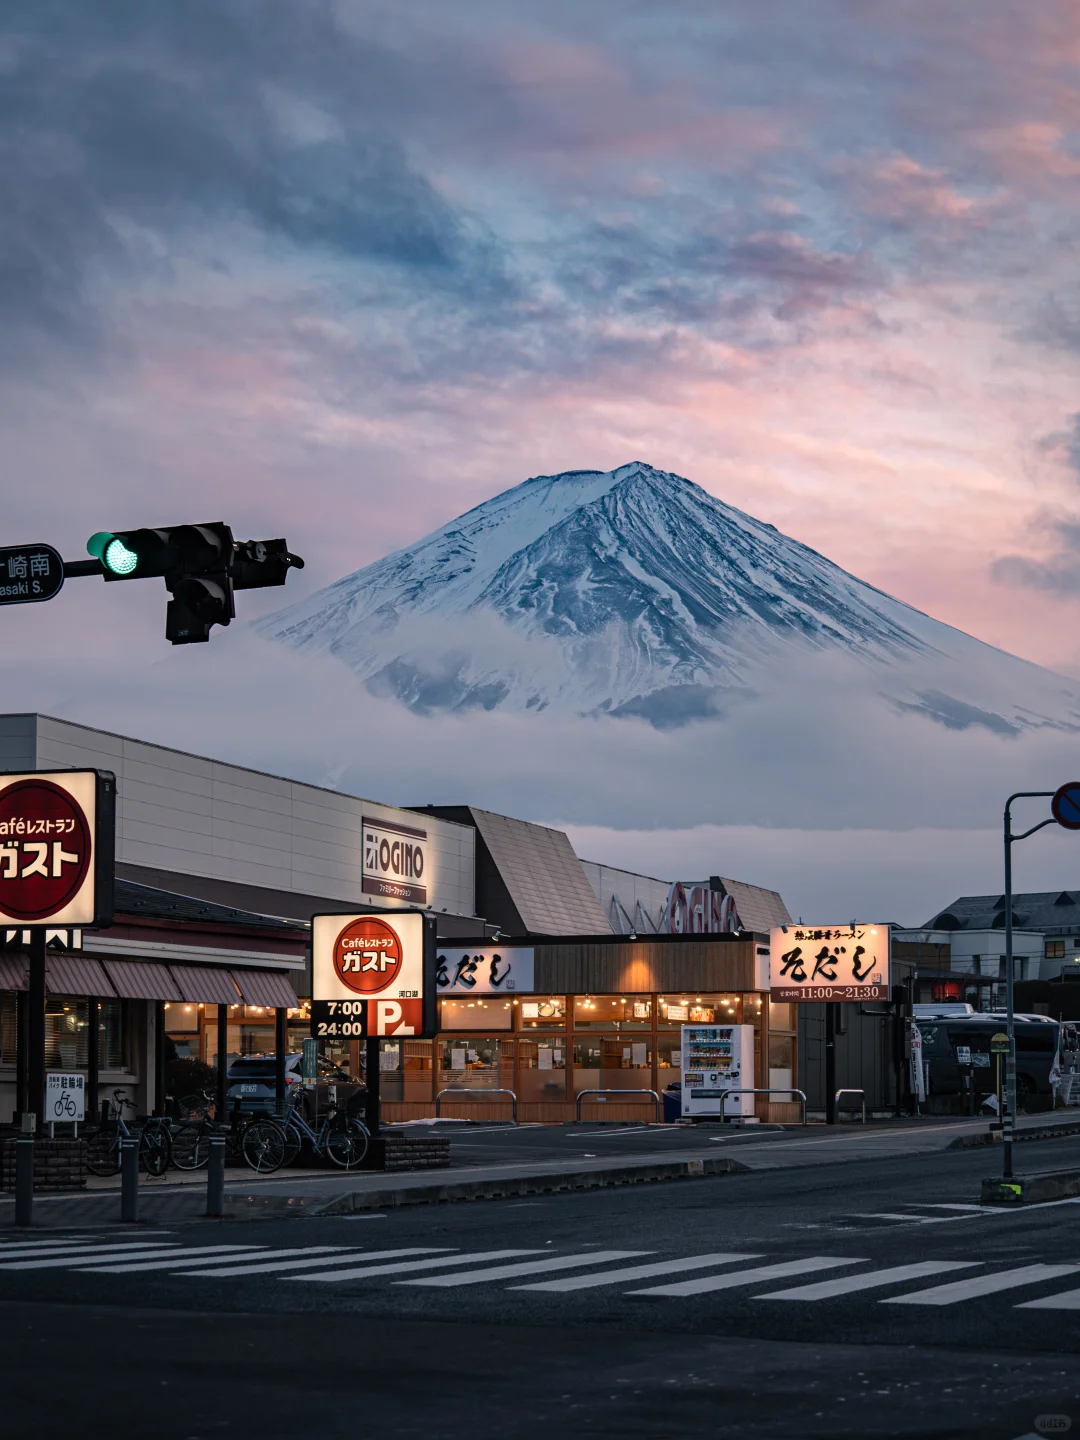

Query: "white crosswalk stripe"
<box><xmin>0</xmin><ymin>1243</ymin><xmax>180</xmax><ymax>1270</ymax></box>
<box><xmin>289</xmin><ymin>1250</ymin><xmax>545</xmax><ymax>1284</ymax></box>
<box><xmin>883</xmin><ymin>1264</ymin><xmax>1080</xmax><ymax>1306</ymax></box>
<box><xmin>512</xmin><ymin>1253</ymin><xmax>760</xmax><ymax>1293</ymax></box>
<box><xmin>402</xmin><ymin>1251</ymin><xmax>650</xmax><ymax>1288</ymax></box>
<box><xmin>181</xmin><ymin>1248</ymin><xmax>447</xmax><ymax>1278</ymax></box>
<box><xmin>0</xmin><ymin>1240</ymin><xmax>114</xmax><ymax>1258</ymax></box>
<box><xmin>754</xmin><ymin>1260</ymin><xmax>980</xmax><ymax>1300</ymax></box>
<box><xmin>1016</xmin><ymin>1286</ymin><xmax>1080</xmax><ymax>1310</ymax></box>
<box><xmin>79</xmin><ymin>1246</ymin><xmax>282</xmax><ymax>1274</ymax></box>
<box><xmin>628</xmin><ymin>1257</ymin><xmax>865</xmax><ymax>1297</ymax></box>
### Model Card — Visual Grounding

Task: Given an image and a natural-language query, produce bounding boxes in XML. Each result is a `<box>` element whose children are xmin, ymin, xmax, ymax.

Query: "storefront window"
<box><xmin>438</xmin><ymin>1037</ymin><xmax>511</xmax><ymax>1090</ymax></box>
<box><xmin>518</xmin><ymin>1037</ymin><xmax>567</xmax><ymax>1103</ymax></box>
<box><xmin>439</xmin><ymin>996</ymin><xmax>514</xmax><ymax>1031</ymax></box>
<box><xmin>573</xmin><ymin>996</ymin><xmax>651</xmax><ymax>1029</ymax></box>
<box><xmin>518</xmin><ymin>996</ymin><xmax>565</xmax><ymax>1029</ymax></box>
<box><xmin>572</xmin><ymin>1037</ymin><xmax>652</xmax><ymax>1093</ymax></box>
<box><xmin>768</xmin><ymin>1000</ymin><xmax>793</xmax><ymax>1031</ymax></box>
<box><xmin>39</xmin><ymin>997</ymin><xmax>127</xmax><ymax>1071</ymax></box>
<box><xmin>656</xmin><ymin>1033</ymin><xmax>684</xmax><ymax>1081</ymax></box>
<box><xmin>657</xmin><ymin>994</ymin><xmax>740</xmax><ymax>1026</ymax></box>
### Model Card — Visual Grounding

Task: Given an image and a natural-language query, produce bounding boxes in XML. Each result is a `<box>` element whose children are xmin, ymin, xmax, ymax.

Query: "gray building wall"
<box><xmin>0</xmin><ymin>714</ymin><xmax>477</xmax><ymax>920</ymax></box>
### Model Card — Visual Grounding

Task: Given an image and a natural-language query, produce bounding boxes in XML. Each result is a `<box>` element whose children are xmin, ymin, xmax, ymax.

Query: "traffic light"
<box><xmin>86</xmin><ymin>523</ymin><xmax>304</xmax><ymax>644</ymax></box>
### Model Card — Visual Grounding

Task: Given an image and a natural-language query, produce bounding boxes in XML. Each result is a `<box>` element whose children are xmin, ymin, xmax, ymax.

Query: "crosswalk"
<box><xmin>6</xmin><ymin>1235</ymin><xmax>1080</xmax><ymax>1311</ymax></box>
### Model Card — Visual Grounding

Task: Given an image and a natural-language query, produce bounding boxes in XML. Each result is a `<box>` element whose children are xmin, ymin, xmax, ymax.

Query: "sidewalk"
<box><xmin>3</xmin><ymin>1111</ymin><xmax>1076</xmax><ymax>1228</ymax></box>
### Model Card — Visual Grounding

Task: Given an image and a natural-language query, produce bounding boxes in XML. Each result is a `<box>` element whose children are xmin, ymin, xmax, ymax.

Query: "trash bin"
<box><xmin>663</xmin><ymin>1082</ymin><xmax>682</xmax><ymax>1123</ymax></box>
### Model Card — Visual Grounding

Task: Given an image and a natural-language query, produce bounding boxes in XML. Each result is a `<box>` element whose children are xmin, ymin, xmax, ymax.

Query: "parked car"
<box><xmin>916</xmin><ymin>1017</ymin><xmax>1078</xmax><ymax>1103</ymax></box>
<box><xmin>226</xmin><ymin>1053</ymin><xmax>353</xmax><ymax>1115</ymax></box>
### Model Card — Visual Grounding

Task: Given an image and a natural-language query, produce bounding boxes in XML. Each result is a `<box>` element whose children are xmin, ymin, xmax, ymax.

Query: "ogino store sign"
<box><xmin>311</xmin><ymin>909</ymin><xmax>437</xmax><ymax>1040</ymax></box>
<box><xmin>0</xmin><ymin>770</ymin><xmax>115</xmax><ymax>926</ymax></box>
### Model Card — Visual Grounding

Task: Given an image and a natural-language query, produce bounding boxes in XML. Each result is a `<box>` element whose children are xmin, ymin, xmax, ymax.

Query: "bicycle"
<box><xmin>84</xmin><ymin>1090</ymin><xmax>172</xmax><ymax>1177</ymax></box>
<box><xmin>263</xmin><ymin>1092</ymin><xmax>369</xmax><ymax>1173</ymax></box>
<box><xmin>170</xmin><ymin>1090</ymin><xmax>288</xmax><ymax>1175</ymax></box>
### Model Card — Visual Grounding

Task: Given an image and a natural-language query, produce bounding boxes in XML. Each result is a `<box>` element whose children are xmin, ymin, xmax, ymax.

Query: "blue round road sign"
<box><xmin>1051</xmin><ymin>782</ymin><xmax>1080</xmax><ymax>830</ymax></box>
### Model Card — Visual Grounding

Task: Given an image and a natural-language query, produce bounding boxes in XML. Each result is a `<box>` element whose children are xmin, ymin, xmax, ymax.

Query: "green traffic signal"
<box><xmin>87</xmin><ymin>531</ymin><xmax>138</xmax><ymax>576</ymax></box>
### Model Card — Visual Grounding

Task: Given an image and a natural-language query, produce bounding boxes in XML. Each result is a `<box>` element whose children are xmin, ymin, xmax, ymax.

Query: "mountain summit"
<box><xmin>259</xmin><ymin>462</ymin><xmax>1080</xmax><ymax>732</ymax></box>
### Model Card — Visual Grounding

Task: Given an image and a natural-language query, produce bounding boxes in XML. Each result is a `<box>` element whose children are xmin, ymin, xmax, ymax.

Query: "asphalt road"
<box><xmin>5</xmin><ymin>1136</ymin><xmax>1080</xmax><ymax>1439</ymax></box>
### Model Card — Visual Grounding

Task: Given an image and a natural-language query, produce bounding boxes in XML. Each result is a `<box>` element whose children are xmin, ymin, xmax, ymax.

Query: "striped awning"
<box><xmin>0</xmin><ymin>954</ymin><xmax>27</xmax><ymax>990</ymax></box>
<box><xmin>171</xmin><ymin>965</ymin><xmax>241</xmax><ymax>1005</ymax></box>
<box><xmin>230</xmin><ymin>969</ymin><xmax>299</xmax><ymax>1008</ymax></box>
<box><xmin>45</xmin><ymin>955</ymin><xmax>115</xmax><ymax>997</ymax></box>
<box><xmin>103</xmin><ymin>959</ymin><xmax>184</xmax><ymax>1002</ymax></box>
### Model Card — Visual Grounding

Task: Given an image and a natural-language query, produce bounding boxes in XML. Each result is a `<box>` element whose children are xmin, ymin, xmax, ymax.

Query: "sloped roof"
<box><xmin>468</xmin><ymin>808</ymin><xmax>610</xmax><ymax>935</ymax></box>
<box><xmin>923</xmin><ymin>890</ymin><xmax>1080</xmax><ymax>934</ymax></box>
<box><xmin>717</xmin><ymin>877</ymin><xmax>792</xmax><ymax>934</ymax></box>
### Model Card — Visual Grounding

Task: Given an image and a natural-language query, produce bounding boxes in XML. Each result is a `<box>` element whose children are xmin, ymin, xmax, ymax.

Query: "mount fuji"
<box><xmin>258</xmin><ymin>462</ymin><xmax>1080</xmax><ymax>733</ymax></box>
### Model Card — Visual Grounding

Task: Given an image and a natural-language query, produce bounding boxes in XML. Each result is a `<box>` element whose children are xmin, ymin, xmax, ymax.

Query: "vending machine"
<box><xmin>681</xmin><ymin>1024</ymin><xmax>755</xmax><ymax>1118</ymax></box>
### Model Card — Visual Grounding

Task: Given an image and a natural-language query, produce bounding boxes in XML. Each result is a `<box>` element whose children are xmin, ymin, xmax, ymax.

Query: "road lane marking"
<box><xmin>80</xmin><ymin>1246</ymin><xmax>321</xmax><ymax>1274</ymax></box>
<box><xmin>1016</xmin><ymin>1285</ymin><xmax>1080</xmax><ymax>1310</ymax></box>
<box><xmin>402</xmin><ymin>1252</ymin><xmax>651</xmax><ymax>1288</ymax></box>
<box><xmin>183</xmin><ymin>1248</ymin><xmax>449</xmax><ymax>1278</ymax></box>
<box><xmin>0</xmin><ymin>1244</ymin><xmax>180</xmax><ymax>1270</ymax></box>
<box><xmin>289</xmin><ymin>1250</ymin><xmax>544</xmax><ymax>1284</ymax></box>
<box><xmin>884</xmin><ymin>1264</ymin><xmax>1080</xmax><ymax>1306</ymax></box>
<box><xmin>513</xmin><ymin>1253</ymin><xmax>762</xmax><ymax>1293</ymax></box>
<box><xmin>628</xmin><ymin>1257</ymin><xmax>865</xmax><ymax>1297</ymax></box>
<box><xmin>755</xmin><ymin>1261</ymin><xmax>980</xmax><ymax>1300</ymax></box>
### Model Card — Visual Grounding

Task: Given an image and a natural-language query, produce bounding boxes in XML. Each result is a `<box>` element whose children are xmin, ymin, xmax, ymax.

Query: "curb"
<box><xmin>225</xmin><ymin>1154</ymin><xmax>750</xmax><ymax>1219</ymax></box>
<box><xmin>948</xmin><ymin>1120</ymin><xmax>1080</xmax><ymax>1150</ymax></box>
<box><xmin>981</xmin><ymin>1168</ymin><xmax>1080</xmax><ymax>1205</ymax></box>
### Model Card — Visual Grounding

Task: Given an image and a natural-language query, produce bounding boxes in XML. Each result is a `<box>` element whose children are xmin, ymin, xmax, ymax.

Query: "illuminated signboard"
<box><xmin>0</xmin><ymin>770</ymin><xmax>115</xmax><ymax>927</ymax></box>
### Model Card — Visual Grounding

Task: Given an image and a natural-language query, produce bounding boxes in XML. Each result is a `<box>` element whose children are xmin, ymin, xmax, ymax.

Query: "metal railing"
<box><xmin>716</xmin><ymin>1087</ymin><xmax>808</xmax><ymax>1125</ymax></box>
<box><xmin>575</xmin><ymin>1088</ymin><xmax>662</xmax><ymax>1123</ymax></box>
<box><xmin>835</xmin><ymin>1088</ymin><xmax>867</xmax><ymax>1123</ymax></box>
<box><xmin>435</xmin><ymin>1088</ymin><xmax>517</xmax><ymax>1123</ymax></box>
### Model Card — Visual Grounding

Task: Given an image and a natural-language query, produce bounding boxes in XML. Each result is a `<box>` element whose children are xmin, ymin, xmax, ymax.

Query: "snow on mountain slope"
<box><xmin>258</xmin><ymin>462</ymin><xmax>1080</xmax><ymax>732</ymax></box>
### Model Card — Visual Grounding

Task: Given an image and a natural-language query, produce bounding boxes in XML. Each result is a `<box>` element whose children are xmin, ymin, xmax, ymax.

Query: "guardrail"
<box><xmin>575</xmin><ymin>1088</ymin><xmax>662</xmax><ymax>1123</ymax></box>
<box><xmin>835</xmin><ymin>1088</ymin><xmax>867</xmax><ymax>1123</ymax></box>
<box><xmin>717</xmin><ymin>1087</ymin><xmax>808</xmax><ymax>1126</ymax></box>
<box><xmin>435</xmin><ymin>1088</ymin><xmax>517</xmax><ymax>1123</ymax></box>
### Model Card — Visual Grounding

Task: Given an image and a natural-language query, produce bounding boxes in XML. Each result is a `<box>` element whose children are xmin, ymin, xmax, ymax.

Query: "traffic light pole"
<box><xmin>1001</xmin><ymin>792</ymin><xmax>1055</xmax><ymax>1180</ymax></box>
<box><xmin>27</xmin><ymin>929</ymin><xmax>47</xmax><ymax>1131</ymax></box>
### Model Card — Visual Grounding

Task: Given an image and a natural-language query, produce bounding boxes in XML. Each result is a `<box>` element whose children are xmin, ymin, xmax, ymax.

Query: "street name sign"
<box><xmin>769</xmin><ymin>923</ymin><xmax>890</xmax><ymax>1002</ymax></box>
<box><xmin>0</xmin><ymin>544</ymin><xmax>64</xmax><ymax>606</ymax></box>
<box><xmin>0</xmin><ymin>771</ymin><xmax>115</xmax><ymax>926</ymax></box>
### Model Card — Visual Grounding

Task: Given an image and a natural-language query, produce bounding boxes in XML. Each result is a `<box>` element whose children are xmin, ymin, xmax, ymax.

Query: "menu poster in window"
<box><xmin>451</xmin><ymin>1048</ymin><xmax>466</xmax><ymax>1070</ymax></box>
<box><xmin>538</xmin><ymin>1048</ymin><xmax>553</xmax><ymax>1070</ymax></box>
<box><xmin>769</xmin><ymin>924</ymin><xmax>890</xmax><ymax>1002</ymax></box>
<box><xmin>0</xmin><ymin>770</ymin><xmax>115</xmax><ymax>928</ymax></box>
<box><xmin>631</xmin><ymin>1042</ymin><xmax>648</xmax><ymax>1066</ymax></box>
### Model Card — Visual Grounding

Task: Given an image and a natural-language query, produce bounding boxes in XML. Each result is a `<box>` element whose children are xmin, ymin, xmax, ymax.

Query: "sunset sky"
<box><xmin>4</xmin><ymin>2</ymin><xmax>1080</xmax><ymax>917</ymax></box>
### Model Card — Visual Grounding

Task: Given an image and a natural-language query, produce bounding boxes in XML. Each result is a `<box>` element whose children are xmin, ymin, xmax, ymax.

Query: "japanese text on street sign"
<box><xmin>0</xmin><ymin>544</ymin><xmax>65</xmax><ymax>606</ymax></box>
<box><xmin>0</xmin><ymin>772</ymin><xmax>103</xmax><ymax>926</ymax></box>
<box><xmin>769</xmin><ymin>924</ymin><xmax>890</xmax><ymax>1002</ymax></box>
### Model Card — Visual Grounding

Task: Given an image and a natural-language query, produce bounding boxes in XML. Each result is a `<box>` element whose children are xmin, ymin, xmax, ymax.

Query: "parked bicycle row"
<box><xmin>82</xmin><ymin>1088</ymin><xmax>370</xmax><ymax>1177</ymax></box>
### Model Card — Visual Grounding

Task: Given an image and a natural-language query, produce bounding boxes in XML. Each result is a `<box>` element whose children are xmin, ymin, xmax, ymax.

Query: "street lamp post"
<box><xmin>1001</xmin><ymin>783</ymin><xmax>1080</xmax><ymax>1180</ymax></box>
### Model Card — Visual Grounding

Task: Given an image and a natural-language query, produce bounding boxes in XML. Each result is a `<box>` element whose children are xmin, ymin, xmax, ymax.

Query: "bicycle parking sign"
<box><xmin>45</xmin><ymin>1072</ymin><xmax>84</xmax><ymax>1122</ymax></box>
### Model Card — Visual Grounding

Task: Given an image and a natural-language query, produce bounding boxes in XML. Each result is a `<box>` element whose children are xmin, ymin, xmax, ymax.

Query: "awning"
<box><xmin>45</xmin><ymin>955</ymin><xmax>115</xmax><ymax>997</ymax></box>
<box><xmin>0</xmin><ymin>955</ymin><xmax>27</xmax><ymax>991</ymax></box>
<box><xmin>103</xmin><ymin>959</ymin><xmax>184</xmax><ymax>1002</ymax></box>
<box><xmin>230</xmin><ymin>969</ymin><xmax>300</xmax><ymax>1008</ymax></box>
<box><xmin>171</xmin><ymin>965</ymin><xmax>241</xmax><ymax>1005</ymax></box>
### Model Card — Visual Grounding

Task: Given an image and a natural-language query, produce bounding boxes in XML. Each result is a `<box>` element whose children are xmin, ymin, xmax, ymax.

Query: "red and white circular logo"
<box><xmin>333</xmin><ymin>916</ymin><xmax>403</xmax><ymax>995</ymax></box>
<box><xmin>0</xmin><ymin>778</ymin><xmax>92</xmax><ymax>921</ymax></box>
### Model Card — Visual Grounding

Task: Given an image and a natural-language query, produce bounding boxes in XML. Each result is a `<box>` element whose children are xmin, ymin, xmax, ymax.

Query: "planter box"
<box><xmin>366</xmin><ymin>1130</ymin><xmax>451</xmax><ymax>1172</ymax></box>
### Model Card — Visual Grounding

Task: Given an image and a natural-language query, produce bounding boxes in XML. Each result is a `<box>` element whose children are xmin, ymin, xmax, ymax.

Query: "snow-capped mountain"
<box><xmin>258</xmin><ymin>462</ymin><xmax>1080</xmax><ymax>732</ymax></box>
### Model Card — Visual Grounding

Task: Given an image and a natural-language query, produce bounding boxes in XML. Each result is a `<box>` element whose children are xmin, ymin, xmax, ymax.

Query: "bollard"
<box><xmin>120</xmin><ymin>1137</ymin><xmax>139</xmax><ymax>1224</ymax></box>
<box><xmin>14</xmin><ymin>1136</ymin><xmax>34</xmax><ymax>1227</ymax></box>
<box><xmin>206</xmin><ymin>1135</ymin><xmax>225</xmax><ymax>1218</ymax></box>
